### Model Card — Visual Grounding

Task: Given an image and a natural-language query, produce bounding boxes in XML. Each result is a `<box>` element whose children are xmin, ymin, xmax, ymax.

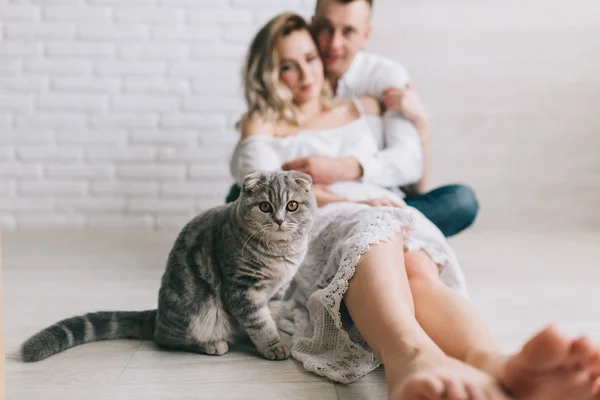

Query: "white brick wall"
<box><xmin>1</xmin><ymin>0</ymin><xmax>315</xmax><ymax>230</ymax></box>
<box><xmin>3</xmin><ymin>0</ymin><xmax>599</xmax><ymax>232</ymax></box>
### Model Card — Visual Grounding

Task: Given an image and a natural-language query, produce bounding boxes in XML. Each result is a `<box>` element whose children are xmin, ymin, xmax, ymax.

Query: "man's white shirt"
<box><xmin>334</xmin><ymin>51</ymin><xmax>423</xmax><ymax>188</ymax></box>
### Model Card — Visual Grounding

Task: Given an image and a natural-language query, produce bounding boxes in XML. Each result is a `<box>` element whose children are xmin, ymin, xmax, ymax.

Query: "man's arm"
<box><xmin>350</xmin><ymin>109</ymin><xmax>424</xmax><ymax>188</ymax></box>
<box><xmin>334</xmin><ymin>61</ymin><xmax>429</xmax><ymax>191</ymax></box>
<box><xmin>398</xmin><ymin>118</ymin><xmax>429</xmax><ymax>196</ymax></box>
<box><xmin>381</xmin><ymin>86</ymin><xmax>430</xmax><ymax>194</ymax></box>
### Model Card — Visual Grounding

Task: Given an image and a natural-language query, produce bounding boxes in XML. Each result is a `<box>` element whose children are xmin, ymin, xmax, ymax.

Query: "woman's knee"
<box><xmin>404</xmin><ymin>250</ymin><xmax>440</xmax><ymax>282</ymax></box>
<box><xmin>355</xmin><ymin>231</ymin><xmax>405</xmax><ymax>273</ymax></box>
<box><xmin>369</xmin><ymin>231</ymin><xmax>405</xmax><ymax>256</ymax></box>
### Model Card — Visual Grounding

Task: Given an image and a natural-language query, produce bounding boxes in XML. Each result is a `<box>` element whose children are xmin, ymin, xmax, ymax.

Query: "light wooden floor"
<box><xmin>2</xmin><ymin>229</ymin><xmax>600</xmax><ymax>399</ymax></box>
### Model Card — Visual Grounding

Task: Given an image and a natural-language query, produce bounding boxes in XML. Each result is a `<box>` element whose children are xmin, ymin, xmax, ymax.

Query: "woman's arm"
<box><xmin>312</xmin><ymin>185</ymin><xmax>352</xmax><ymax>207</ymax></box>
<box><xmin>312</xmin><ymin>185</ymin><xmax>403</xmax><ymax>208</ymax></box>
<box><xmin>230</xmin><ymin>115</ymin><xmax>281</xmax><ymax>183</ymax></box>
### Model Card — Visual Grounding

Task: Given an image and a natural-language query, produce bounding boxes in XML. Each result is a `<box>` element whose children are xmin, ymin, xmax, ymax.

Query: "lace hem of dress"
<box><xmin>288</xmin><ymin>209</ymin><xmax>451</xmax><ymax>384</ymax></box>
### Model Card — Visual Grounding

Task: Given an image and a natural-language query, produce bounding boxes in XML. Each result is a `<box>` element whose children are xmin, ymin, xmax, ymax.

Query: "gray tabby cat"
<box><xmin>20</xmin><ymin>170</ymin><xmax>317</xmax><ymax>362</ymax></box>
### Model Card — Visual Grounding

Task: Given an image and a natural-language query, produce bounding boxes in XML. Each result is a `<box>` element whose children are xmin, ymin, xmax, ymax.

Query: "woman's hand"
<box><xmin>282</xmin><ymin>156</ymin><xmax>363</xmax><ymax>184</ymax></box>
<box><xmin>356</xmin><ymin>198</ymin><xmax>404</xmax><ymax>208</ymax></box>
<box><xmin>382</xmin><ymin>85</ymin><xmax>428</xmax><ymax>126</ymax></box>
<box><xmin>312</xmin><ymin>184</ymin><xmax>332</xmax><ymax>193</ymax></box>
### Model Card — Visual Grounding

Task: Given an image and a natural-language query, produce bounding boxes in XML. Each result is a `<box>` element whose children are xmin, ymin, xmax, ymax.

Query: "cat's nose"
<box><xmin>274</xmin><ymin>218</ymin><xmax>284</xmax><ymax>226</ymax></box>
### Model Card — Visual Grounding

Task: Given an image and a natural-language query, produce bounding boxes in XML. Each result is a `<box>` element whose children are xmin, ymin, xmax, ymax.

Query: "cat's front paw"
<box><xmin>260</xmin><ymin>342</ymin><xmax>290</xmax><ymax>360</ymax></box>
<box><xmin>202</xmin><ymin>340</ymin><xmax>229</xmax><ymax>356</ymax></box>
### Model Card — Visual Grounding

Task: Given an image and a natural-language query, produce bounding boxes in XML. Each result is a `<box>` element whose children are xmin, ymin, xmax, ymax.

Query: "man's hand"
<box><xmin>281</xmin><ymin>156</ymin><xmax>362</xmax><ymax>185</ymax></box>
<box><xmin>382</xmin><ymin>84</ymin><xmax>428</xmax><ymax>126</ymax></box>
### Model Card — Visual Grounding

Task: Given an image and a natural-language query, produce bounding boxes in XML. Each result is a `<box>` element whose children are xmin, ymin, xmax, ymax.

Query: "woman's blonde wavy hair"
<box><xmin>239</xmin><ymin>12</ymin><xmax>333</xmax><ymax>126</ymax></box>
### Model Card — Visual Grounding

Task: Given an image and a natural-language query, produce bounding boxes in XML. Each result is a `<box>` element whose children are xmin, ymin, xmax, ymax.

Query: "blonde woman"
<box><xmin>230</xmin><ymin>13</ymin><xmax>600</xmax><ymax>400</ymax></box>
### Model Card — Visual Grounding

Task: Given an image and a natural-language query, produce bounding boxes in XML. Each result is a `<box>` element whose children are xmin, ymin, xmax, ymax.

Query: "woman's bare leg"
<box><xmin>343</xmin><ymin>233</ymin><xmax>509</xmax><ymax>400</ymax></box>
<box><xmin>404</xmin><ymin>250</ymin><xmax>600</xmax><ymax>400</ymax></box>
<box><xmin>403</xmin><ymin>251</ymin><xmax>500</xmax><ymax>363</ymax></box>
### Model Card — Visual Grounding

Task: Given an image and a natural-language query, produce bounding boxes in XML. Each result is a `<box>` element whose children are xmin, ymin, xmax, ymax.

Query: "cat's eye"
<box><xmin>259</xmin><ymin>202</ymin><xmax>272</xmax><ymax>213</ymax></box>
<box><xmin>286</xmin><ymin>201</ymin><xmax>299</xmax><ymax>212</ymax></box>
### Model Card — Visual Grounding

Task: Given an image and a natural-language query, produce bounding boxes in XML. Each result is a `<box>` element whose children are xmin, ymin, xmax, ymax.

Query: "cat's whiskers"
<box><xmin>259</xmin><ymin>228</ymin><xmax>273</xmax><ymax>254</ymax></box>
<box><xmin>241</xmin><ymin>225</ymin><xmax>269</xmax><ymax>257</ymax></box>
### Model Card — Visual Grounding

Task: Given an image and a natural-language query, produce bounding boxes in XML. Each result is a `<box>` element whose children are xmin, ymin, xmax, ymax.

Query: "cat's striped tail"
<box><xmin>20</xmin><ymin>310</ymin><xmax>157</xmax><ymax>362</ymax></box>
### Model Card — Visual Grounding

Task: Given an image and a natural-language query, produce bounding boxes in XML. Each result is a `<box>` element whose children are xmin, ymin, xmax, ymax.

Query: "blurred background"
<box><xmin>2</xmin><ymin>2</ymin><xmax>600</xmax><ymax>399</ymax></box>
<box><xmin>1</xmin><ymin>0</ymin><xmax>599</xmax><ymax>232</ymax></box>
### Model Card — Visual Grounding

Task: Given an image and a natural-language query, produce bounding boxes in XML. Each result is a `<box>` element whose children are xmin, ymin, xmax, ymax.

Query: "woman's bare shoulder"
<box><xmin>239</xmin><ymin>113</ymin><xmax>276</xmax><ymax>139</ymax></box>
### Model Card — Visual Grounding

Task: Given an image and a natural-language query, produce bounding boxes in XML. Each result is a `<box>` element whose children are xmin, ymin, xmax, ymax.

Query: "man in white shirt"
<box><xmin>226</xmin><ymin>0</ymin><xmax>478</xmax><ymax>237</ymax></box>
<box><xmin>283</xmin><ymin>0</ymin><xmax>478</xmax><ymax>237</ymax></box>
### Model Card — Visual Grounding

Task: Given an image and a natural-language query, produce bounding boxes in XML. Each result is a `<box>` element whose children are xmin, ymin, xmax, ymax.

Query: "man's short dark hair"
<box><xmin>320</xmin><ymin>0</ymin><xmax>374</xmax><ymax>9</ymax></box>
<box><xmin>336</xmin><ymin>0</ymin><xmax>373</xmax><ymax>6</ymax></box>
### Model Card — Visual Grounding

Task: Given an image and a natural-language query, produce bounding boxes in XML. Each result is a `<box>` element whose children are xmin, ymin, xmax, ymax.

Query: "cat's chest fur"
<box><xmin>237</xmin><ymin>236</ymin><xmax>307</xmax><ymax>297</ymax></box>
<box><xmin>265</xmin><ymin>256</ymin><xmax>303</xmax><ymax>297</ymax></box>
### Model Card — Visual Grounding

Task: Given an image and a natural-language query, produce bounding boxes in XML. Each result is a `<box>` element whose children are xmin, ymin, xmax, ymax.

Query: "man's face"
<box><xmin>312</xmin><ymin>0</ymin><xmax>372</xmax><ymax>80</ymax></box>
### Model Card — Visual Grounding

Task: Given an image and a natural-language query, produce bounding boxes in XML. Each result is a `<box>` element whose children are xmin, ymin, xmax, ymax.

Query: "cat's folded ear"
<box><xmin>288</xmin><ymin>171</ymin><xmax>312</xmax><ymax>189</ymax></box>
<box><xmin>242</xmin><ymin>171</ymin><xmax>266</xmax><ymax>193</ymax></box>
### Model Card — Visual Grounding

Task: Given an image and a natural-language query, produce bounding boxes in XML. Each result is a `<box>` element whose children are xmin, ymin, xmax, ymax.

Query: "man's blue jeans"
<box><xmin>403</xmin><ymin>184</ymin><xmax>478</xmax><ymax>237</ymax></box>
<box><xmin>225</xmin><ymin>183</ymin><xmax>478</xmax><ymax>238</ymax></box>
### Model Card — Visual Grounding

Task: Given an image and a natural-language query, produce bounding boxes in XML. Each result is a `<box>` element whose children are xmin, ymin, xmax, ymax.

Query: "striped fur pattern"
<box><xmin>21</xmin><ymin>171</ymin><xmax>317</xmax><ymax>362</ymax></box>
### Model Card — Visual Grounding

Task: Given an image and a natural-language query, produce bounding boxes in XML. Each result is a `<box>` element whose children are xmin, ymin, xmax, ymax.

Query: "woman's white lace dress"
<box><xmin>230</xmin><ymin>102</ymin><xmax>470</xmax><ymax>384</ymax></box>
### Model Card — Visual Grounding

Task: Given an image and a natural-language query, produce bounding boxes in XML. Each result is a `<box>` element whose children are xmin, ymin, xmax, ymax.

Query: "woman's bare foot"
<box><xmin>468</xmin><ymin>325</ymin><xmax>600</xmax><ymax>400</ymax></box>
<box><xmin>387</xmin><ymin>352</ymin><xmax>510</xmax><ymax>400</ymax></box>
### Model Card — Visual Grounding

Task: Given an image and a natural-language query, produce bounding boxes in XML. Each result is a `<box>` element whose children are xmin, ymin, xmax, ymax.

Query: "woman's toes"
<box><xmin>405</xmin><ymin>374</ymin><xmax>445</xmax><ymax>398</ymax></box>
<box><xmin>592</xmin><ymin>377</ymin><xmax>600</xmax><ymax>396</ymax></box>
<box><xmin>441</xmin><ymin>377</ymin><xmax>469</xmax><ymax>400</ymax></box>
<box><xmin>569</xmin><ymin>337</ymin><xmax>598</xmax><ymax>369</ymax></box>
<box><xmin>512</xmin><ymin>324</ymin><xmax>572</xmax><ymax>370</ymax></box>
<box><xmin>483</xmin><ymin>385</ymin><xmax>512</xmax><ymax>400</ymax></box>
<box><xmin>465</xmin><ymin>382</ymin><xmax>484</xmax><ymax>400</ymax></box>
<box><xmin>590</xmin><ymin>352</ymin><xmax>600</xmax><ymax>373</ymax></box>
<box><xmin>590</xmin><ymin>367</ymin><xmax>600</xmax><ymax>382</ymax></box>
<box><xmin>422</xmin><ymin>376</ymin><xmax>446</xmax><ymax>397</ymax></box>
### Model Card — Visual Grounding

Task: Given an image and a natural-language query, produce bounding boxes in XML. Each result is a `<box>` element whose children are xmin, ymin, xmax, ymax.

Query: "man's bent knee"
<box><xmin>225</xmin><ymin>183</ymin><xmax>241</xmax><ymax>203</ymax></box>
<box><xmin>450</xmin><ymin>184</ymin><xmax>479</xmax><ymax>230</ymax></box>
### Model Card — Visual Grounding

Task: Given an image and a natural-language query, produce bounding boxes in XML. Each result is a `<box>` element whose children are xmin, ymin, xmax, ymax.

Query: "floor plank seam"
<box><xmin>116</xmin><ymin>340</ymin><xmax>144</xmax><ymax>383</ymax></box>
<box><xmin>334</xmin><ymin>385</ymin><xmax>342</xmax><ymax>400</ymax></box>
